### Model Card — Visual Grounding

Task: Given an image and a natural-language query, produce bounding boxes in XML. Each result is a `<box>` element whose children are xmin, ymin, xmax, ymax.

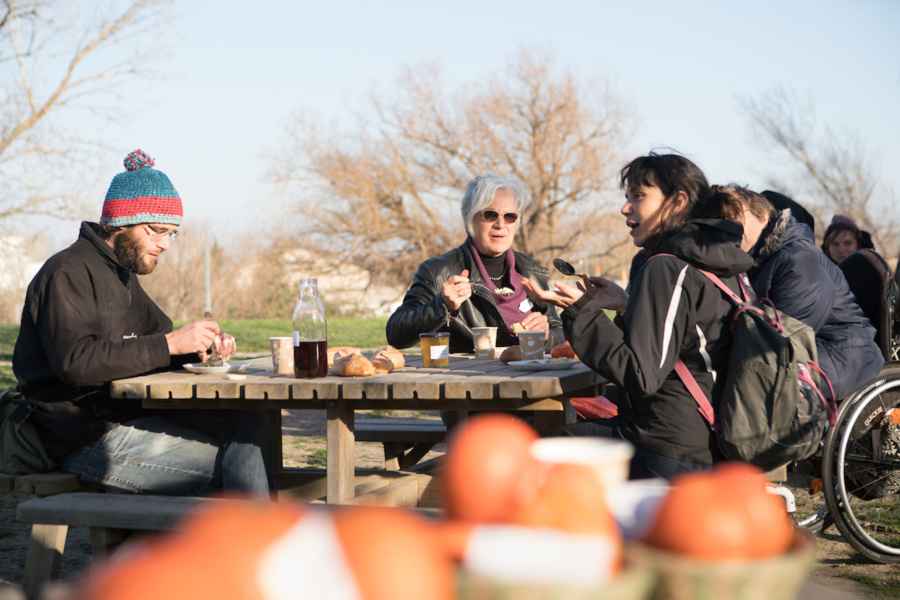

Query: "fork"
<box><xmin>203</xmin><ymin>311</ymin><xmax>224</xmax><ymax>367</ymax></box>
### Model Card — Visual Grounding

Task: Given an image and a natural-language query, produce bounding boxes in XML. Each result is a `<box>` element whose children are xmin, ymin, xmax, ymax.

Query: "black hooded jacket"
<box><xmin>13</xmin><ymin>222</ymin><xmax>196</xmax><ymax>457</ymax></box>
<box><xmin>563</xmin><ymin>219</ymin><xmax>754</xmax><ymax>465</ymax></box>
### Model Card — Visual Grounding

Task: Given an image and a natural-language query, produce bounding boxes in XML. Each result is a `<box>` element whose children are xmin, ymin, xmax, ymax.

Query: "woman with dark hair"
<box><xmin>822</xmin><ymin>214</ymin><xmax>874</xmax><ymax>264</ymax></box>
<box><xmin>386</xmin><ymin>173</ymin><xmax>564</xmax><ymax>354</ymax></box>
<box><xmin>523</xmin><ymin>153</ymin><xmax>752</xmax><ymax>480</ymax></box>
<box><xmin>698</xmin><ymin>185</ymin><xmax>883</xmax><ymax>400</ymax></box>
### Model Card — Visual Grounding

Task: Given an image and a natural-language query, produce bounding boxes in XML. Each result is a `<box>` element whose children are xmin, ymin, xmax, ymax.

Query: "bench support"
<box><xmin>22</xmin><ymin>523</ymin><xmax>68</xmax><ymax>600</ymax></box>
<box><xmin>383</xmin><ymin>441</ymin><xmax>437</xmax><ymax>470</ymax></box>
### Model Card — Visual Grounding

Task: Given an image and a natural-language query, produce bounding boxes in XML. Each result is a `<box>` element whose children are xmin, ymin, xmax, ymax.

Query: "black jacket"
<box><xmin>564</xmin><ymin>219</ymin><xmax>754</xmax><ymax>465</ymax></box>
<box><xmin>13</xmin><ymin>222</ymin><xmax>195</xmax><ymax>457</ymax></box>
<box><xmin>386</xmin><ymin>242</ymin><xmax>565</xmax><ymax>353</ymax></box>
<box><xmin>749</xmin><ymin>211</ymin><xmax>884</xmax><ymax>398</ymax></box>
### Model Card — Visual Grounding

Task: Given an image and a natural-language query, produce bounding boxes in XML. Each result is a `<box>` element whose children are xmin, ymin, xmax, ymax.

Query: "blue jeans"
<box><xmin>541</xmin><ymin>417</ymin><xmax>712</xmax><ymax>481</ymax></box>
<box><xmin>60</xmin><ymin>409</ymin><xmax>276</xmax><ymax>499</ymax></box>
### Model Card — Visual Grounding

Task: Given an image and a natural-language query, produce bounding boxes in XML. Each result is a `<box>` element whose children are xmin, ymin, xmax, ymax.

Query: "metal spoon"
<box><xmin>203</xmin><ymin>311</ymin><xmax>224</xmax><ymax>367</ymax></box>
<box><xmin>553</xmin><ymin>258</ymin><xmax>577</xmax><ymax>277</ymax></box>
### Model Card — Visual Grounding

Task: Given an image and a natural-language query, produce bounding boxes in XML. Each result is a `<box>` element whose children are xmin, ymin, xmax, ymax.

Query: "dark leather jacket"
<box><xmin>386</xmin><ymin>242</ymin><xmax>565</xmax><ymax>353</ymax></box>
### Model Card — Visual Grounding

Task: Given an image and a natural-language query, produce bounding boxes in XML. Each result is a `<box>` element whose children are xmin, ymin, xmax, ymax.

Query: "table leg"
<box><xmin>326</xmin><ymin>400</ymin><xmax>355</xmax><ymax>504</ymax></box>
<box><xmin>269</xmin><ymin>409</ymin><xmax>283</xmax><ymax>472</ymax></box>
<box><xmin>532</xmin><ymin>398</ymin><xmax>575</xmax><ymax>432</ymax></box>
<box><xmin>443</xmin><ymin>410</ymin><xmax>467</xmax><ymax>432</ymax></box>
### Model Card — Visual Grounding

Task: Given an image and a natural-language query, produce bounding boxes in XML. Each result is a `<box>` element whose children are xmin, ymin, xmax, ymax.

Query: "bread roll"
<box><xmin>499</xmin><ymin>346</ymin><xmax>523</xmax><ymax>364</ymax></box>
<box><xmin>371</xmin><ymin>355</ymin><xmax>395</xmax><ymax>374</ymax></box>
<box><xmin>511</xmin><ymin>323</ymin><xmax>527</xmax><ymax>334</ymax></box>
<box><xmin>332</xmin><ymin>353</ymin><xmax>375</xmax><ymax>377</ymax></box>
<box><xmin>373</xmin><ymin>345</ymin><xmax>405</xmax><ymax>370</ymax></box>
<box><xmin>328</xmin><ymin>346</ymin><xmax>361</xmax><ymax>367</ymax></box>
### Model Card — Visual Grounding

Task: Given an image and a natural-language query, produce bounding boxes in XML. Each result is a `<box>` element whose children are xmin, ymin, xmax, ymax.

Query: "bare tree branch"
<box><xmin>271</xmin><ymin>48</ymin><xmax>637</xmax><ymax>288</ymax></box>
<box><xmin>0</xmin><ymin>0</ymin><xmax>175</xmax><ymax>227</ymax></box>
<box><xmin>739</xmin><ymin>85</ymin><xmax>896</xmax><ymax>250</ymax></box>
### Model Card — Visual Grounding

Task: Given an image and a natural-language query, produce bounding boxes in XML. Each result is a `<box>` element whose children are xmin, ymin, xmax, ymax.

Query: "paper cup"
<box><xmin>472</xmin><ymin>327</ymin><xmax>498</xmax><ymax>359</ymax></box>
<box><xmin>531</xmin><ymin>437</ymin><xmax>635</xmax><ymax>492</ymax></box>
<box><xmin>269</xmin><ymin>337</ymin><xmax>294</xmax><ymax>374</ymax></box>
<box><xmin>516</xmin><ymin>330</ymin><xmax>546</xmax><ymax>361</ymax></box>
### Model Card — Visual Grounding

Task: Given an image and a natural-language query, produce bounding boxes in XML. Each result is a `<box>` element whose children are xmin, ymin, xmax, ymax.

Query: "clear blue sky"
<box><xmin>41</xmin><ymin>0</ymin><xmax>900</xmax><ymax>250</ymax></box>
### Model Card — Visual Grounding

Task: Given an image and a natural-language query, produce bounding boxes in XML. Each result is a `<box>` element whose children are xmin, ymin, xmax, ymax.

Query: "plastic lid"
<box><xmin>419</xmin><ymin>332</ymin><xmax>450</xmax><ymax>338</ymax></box>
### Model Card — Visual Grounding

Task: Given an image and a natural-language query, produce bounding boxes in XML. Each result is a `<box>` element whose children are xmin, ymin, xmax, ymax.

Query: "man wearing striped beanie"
<box><xmin>12</xmin><ymin>150</ymin><xmax>276</xmax><ymax>499</ymax></box>
<box><xmin>98</xmin><ymin>149</ymin><xmax>184</xmax><ymax>274</ymax></box>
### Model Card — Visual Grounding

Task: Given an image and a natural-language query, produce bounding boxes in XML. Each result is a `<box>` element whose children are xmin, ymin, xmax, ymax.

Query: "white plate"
<box><xmin>184</xmin><ymin>361</ymin><xmax>252</xmax><ymax>374</ymax></box>
<box><xmin>507</xmin><ymin>358</ymin><xmax>579</xmax><ymax>371</ymax></box>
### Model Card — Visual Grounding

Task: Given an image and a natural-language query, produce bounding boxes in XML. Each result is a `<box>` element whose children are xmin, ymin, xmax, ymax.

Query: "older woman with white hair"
<box><xmin>387</xmin><ymin>174</ymin><xmax>565</xmax><ymax>354</ymax></box>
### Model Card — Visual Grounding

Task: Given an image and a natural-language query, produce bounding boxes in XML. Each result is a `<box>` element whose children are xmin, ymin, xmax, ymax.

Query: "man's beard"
<box><xmin>113</xmin><ymin>227</ymin><xmax>157</xmax><ymax>275</ymax></box>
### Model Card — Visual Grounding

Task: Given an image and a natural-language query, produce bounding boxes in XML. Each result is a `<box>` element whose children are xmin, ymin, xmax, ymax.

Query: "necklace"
<box><xmin>488</xmin><ymin>268</ymin><xmax>507</xmax><ymax>282</ymax></box>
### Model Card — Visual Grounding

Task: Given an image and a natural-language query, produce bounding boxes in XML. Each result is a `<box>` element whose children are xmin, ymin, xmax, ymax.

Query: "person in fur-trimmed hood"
<box><xmin>699</xmin><ymin>185</ymin><xmax>884</xmax><ymax>400</ymax></box>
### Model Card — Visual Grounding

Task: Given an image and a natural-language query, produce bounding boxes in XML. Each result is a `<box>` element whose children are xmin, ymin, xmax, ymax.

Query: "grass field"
<box><xmin>185</xmin><ymin>317</ymin><xmax>391</xmax><ymax>354</ymax></box>
<box><xmin>0</xmin><ymin>317</ymin><xmax>392</xmax><ymax>389</ymax></box>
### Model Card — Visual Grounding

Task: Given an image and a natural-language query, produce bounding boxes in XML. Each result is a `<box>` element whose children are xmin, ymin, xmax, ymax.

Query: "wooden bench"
<box><xmin>355</xmin><ymin>417</ymin><xmax>447</xmax><ymax>470</ymax></box>
<box><xmin>16</xmin><ymin>468</ymin><xmax>443</xmax><ymax>599</ymax></box>
<box><xmin>16</xmin><ymin>492</ymin><xmax>223</xmax><ymax>599</ymax></box>
<box><xmin>0</xmin><ymin>472</ymin><xmax>98</xmax><ymax>600</ymax></box>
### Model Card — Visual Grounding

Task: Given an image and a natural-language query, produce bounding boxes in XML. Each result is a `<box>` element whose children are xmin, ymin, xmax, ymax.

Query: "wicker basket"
<box><xmin>633</xmin><ymin>529</ymin><xmax>817</xmax><ymax>600</ymax></box>
<box><xmin>455</xmin><ymin>550</ymin><xmax>657</xmax><ymax>600</ymax></box>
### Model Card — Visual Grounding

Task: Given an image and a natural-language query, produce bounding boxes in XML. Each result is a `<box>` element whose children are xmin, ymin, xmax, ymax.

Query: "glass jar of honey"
<box><xmin>419</xmin><ymin>332</ymin><xmax>450</xmax><ymax>367</ymax></box>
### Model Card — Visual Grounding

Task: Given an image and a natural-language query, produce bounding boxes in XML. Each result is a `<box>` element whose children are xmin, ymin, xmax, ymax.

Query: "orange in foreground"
<box><xmin>644</xmin><ymin>461</ymin><xmax>794</xmax><ymax>561</ymax></box>
<box><xmin>73</xmin><ymin>503</ymin><xmax>456</xmax><ymax>600</ymax></box>
<box><xmin>509</xmin><ymin>462</ymin><xmax>619</xmax><ymax>540</ymax></box>
<box><xmin>442</xmin><ymin>414</ymin><xmax>540</xmax><ymax>523</ymax></box>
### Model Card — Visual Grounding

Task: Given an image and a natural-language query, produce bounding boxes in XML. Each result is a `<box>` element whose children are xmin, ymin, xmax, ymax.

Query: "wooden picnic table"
<box><xmin>109</xmin><ymin>353</ymin><xmax>605</xmax><ymax>506</ymax></box>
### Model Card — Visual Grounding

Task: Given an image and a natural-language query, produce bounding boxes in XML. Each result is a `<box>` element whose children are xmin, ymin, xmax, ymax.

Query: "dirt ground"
<box><xmin>0</xmin><ymin>409</ymin><xmax>897</xmax><ymax>599</ymax></box>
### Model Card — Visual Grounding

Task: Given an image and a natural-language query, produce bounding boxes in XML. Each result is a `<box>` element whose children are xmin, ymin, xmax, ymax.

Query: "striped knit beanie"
<box><xmin>101</xmin><ymin>149</ymin><xmax>183</xmax><ymax>227</ymax></box>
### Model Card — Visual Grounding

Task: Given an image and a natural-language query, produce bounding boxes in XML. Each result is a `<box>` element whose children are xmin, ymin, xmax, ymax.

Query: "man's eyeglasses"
<box><xmin>143</xmin><ymin>224</ymin><xmax>180</xmax><ymax>241</ymax></box>
<box><xmin>480</xmin><ymin>209</ymin><xmax>519</xmax><ymax>225</ymax></box>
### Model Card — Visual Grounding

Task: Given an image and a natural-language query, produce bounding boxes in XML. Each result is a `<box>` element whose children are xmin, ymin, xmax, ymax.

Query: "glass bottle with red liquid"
<box><xmin>292</xmin><ymin>278</ymin><xmax>328</xmax><ymax>378</ymax></box>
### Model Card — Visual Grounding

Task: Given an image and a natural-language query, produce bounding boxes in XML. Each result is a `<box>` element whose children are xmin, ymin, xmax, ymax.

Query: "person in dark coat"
<box><xmin>13</xmin><ymin>150</ymin><xmax>275</xmax><ymax>498</ymax></box>
<box><xmin>386</xmin><ymin>174</ymin><xmax>564</xmax><ymax>354</ymax></box>
<box><xmin>700</xmin><ymin>185</ymin><xmax>884</xmax><ymax>399</ymax></box>
<box><xmin>523</xmin><ymin>153</ymin><xmax>753</xmax><ymax>480</ymax></box>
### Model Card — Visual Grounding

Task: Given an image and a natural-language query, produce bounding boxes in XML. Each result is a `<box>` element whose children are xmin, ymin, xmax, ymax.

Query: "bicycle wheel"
<box><xmin>822</xmin><ymin>368</ymin><xmax>900</xmax><ymax>563</ymax></box>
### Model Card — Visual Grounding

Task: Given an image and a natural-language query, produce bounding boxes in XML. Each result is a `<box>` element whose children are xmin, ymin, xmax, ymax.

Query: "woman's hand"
<box><xmin>582</xmin><ymin>274</ymin><xmax>629</xmax><ymax>314</ymax></box>
<box><xmin>442</xmin><ymin>269</ymin><xmax>472</xmax><ymax>313</ymax></box>
<box><xmin>521</xmin><ymin>277</ymin><xmax>585</xmax><ymax>310</ymax></box>
<box><xmin>521</xmin><ymin>311</ymin><xmax>550</xmax><ymax>340</ymax></box>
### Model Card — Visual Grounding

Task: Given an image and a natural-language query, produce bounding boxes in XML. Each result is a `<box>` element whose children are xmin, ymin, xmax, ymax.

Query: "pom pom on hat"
<box><xmin>123</xmin><ymin>149</ymin><xmax>155</xmax><ymax>171</ymax></box>
<box><xmin>101</xmin><ymin>149</ymin><xmax>182</xmax><ymax>228</ymax></box>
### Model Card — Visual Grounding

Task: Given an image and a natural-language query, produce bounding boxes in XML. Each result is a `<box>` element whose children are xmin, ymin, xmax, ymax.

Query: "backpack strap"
<box><xmin>695</xmin><ymin>269</ymin><xmax>784</xmax><ymax>333</ymax></box>
<box><xmin>801</xmin><ymin>362</ymin><xmax>839</xmax><ymax>427</ymax></box>
<box><xmin>674</xmin><ymin>358</ymin><xmax>716</xmax><ymax>428</ymax></box>
<box><xmin>649</xmin><ymin>254</ymin><xmax>750</xmax><ymax>306</ymax></box>
<box><xmin>647</xmin><ymin>254</ymin><xmax>726</xmax><ymax>429</ymax></box>
<box><xmin>695</xmin><ymin>268</ymin><xmax>749</xmax><ymax>304</ymax></box>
